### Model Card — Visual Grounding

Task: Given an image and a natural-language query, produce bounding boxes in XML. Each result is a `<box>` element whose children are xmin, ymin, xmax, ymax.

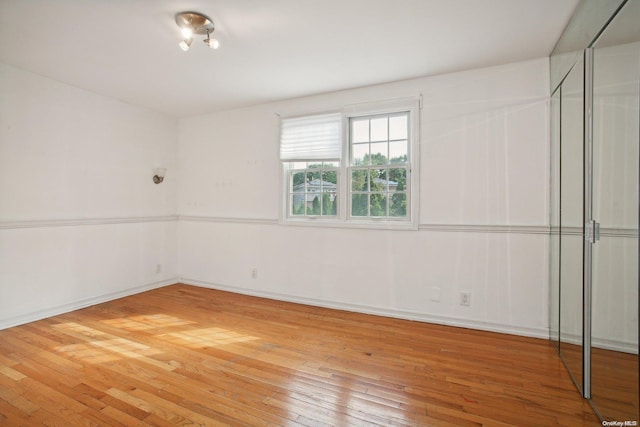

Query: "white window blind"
<box><xmin>280</xmin><ymin>113</ymin><xmax>342</xmax><ymax>161</ymax></box>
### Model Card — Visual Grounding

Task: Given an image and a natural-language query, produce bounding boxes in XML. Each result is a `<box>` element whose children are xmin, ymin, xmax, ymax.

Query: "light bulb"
<box><xmin>205</xmin><ymin>37</ymin><xmax>220</xmax><ymax>49</ymax></box>
<box><xmin>181</xmin><ymin>27</ymin><xmax>193</xmax><ymax>39</ymax></box>
<box><xmin>179</xmin><ymin>38</ymin><xmax>192</xmax><ymax>51</ymax></box>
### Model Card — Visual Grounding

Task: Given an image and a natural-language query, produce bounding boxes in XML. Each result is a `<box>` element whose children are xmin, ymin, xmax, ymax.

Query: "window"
<box><xmin>289</xmin><ymin>161</ymin><xmax>339</xmax><ymax>217</ymax></box>
<box><xmin>349</xmin><ymin>112</ymin><xmax>409</xmax><ymax>219</ymax></box>
<box><xmin>280</xmin><ymin>99</ymin><xmax>419</xmax><ymax>229</ymax></box>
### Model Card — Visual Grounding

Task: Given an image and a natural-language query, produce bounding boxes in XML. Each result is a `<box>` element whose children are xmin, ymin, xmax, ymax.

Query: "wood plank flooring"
<box><xmin>0</xmin><ymin>284</ymin><xmax>601</xmax><ymax>426</ymax></box>
<box><xmin>592</xmin><ymin>347</ymin><xmax>639</xmax><ymax>421</ymax></box>
<box><xmin>559</xmin><ymin>341</ymin><xmax>639</xmax><ymax>421</ymax></box>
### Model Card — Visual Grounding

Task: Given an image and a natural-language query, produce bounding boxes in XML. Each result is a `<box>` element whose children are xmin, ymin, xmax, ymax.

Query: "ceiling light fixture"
<box><xmin>175</xmin><ymin>11</ymin><xmax>219</xmax><ymax>52</ymax></box>
<box><xmin>204</xmin><ymin>30</ymin><xmax>220</xmax><ymax>49</ymax></box>
<box><xmin>181</xmin><ymin>27</ymin><xmax>193</xmax><ymax>39</ymax></box>
<box><xmin>179</xmin><ymin>38</ymin><xmax>192</xmax><ymax>52</ymax></box>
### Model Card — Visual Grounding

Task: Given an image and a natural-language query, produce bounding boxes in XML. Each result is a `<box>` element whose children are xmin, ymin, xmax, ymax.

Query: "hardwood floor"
<box><xmin>592</xmin><ymin>347</ymin><xmax>639</xmax><ymax>421</ymax></box>
<box><xmin>559</xmin><ymin>341</ymin><xmax>639</xmax><ymax>421</ymax></box>
<box><xmin>0</xmin><ymin>284</ymin><xmax>601</xmax><ymax>426</ymax></box>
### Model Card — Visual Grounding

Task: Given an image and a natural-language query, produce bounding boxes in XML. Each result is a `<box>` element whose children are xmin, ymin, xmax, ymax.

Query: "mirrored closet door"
<box><xmin>590</xmin><ymin>0</ymin><xmax>639</xmax><ymax>419</ymax></box>
<box><xmin>549</xmin><ymin>0</ymin><xmax>639</xmax><ymax>422</ymax></box>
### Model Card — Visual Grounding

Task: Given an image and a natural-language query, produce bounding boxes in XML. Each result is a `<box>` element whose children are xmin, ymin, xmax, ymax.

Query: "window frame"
<box><xmin>280</xmin><ymin>97</ymin><xmax>420</xmax><ymax>230</ymax></box>
<box><xmin>347</xmin><ymin>110</ymin><xmax>412</xmax><ymax>223</ymax></box>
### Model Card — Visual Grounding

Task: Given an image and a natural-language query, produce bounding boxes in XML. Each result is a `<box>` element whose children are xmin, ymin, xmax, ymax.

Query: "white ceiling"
<box><xmin>0</xmin><ymin>0</ymin><xmax>579</xmax><ymax>118</ymax></box>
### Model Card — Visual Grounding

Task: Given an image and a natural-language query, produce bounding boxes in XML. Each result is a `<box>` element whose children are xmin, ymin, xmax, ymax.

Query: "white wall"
<box><xmin>0</xmin><ymin>58</ymin><xmax>555</xmax><ymax>338</ymax></box>
<box><xmin>178</xmin><ymin>58</ymin><xmax>552</xmax><ymax>338</ymax></box>
<box><xmin>0</xmin><ymin>64</ymin><xmax>179</xmax><ymax>328</ymax></box>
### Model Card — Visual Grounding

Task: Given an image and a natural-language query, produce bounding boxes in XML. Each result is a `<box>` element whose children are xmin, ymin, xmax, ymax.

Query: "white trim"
<box><xmin>420</xmin><ymin>223</ymin><xmax>551</xmax><ymax>235</ymax></box>
<box><xmin>177</xmin><ymin>215</ymin><xmax>559</xmax><ymax>234</ymax></box>
<box><xmin>0</xmin><ymin>277</ymin><xmax>179</xmax><ymax>330</ymax></box>
<box><xmin>283</xmin><ymin>217</ymin><xmax>419</xmax><ymax>231</ymax></box>
<box><xmin>600</xmin><ymin>227</ymin><xmax>639</xmax><ymax>238</ymax></box>
<box><xmin>558</xmin><ymin>331</ymin><xmax>638</xmax><ymax>355</ymax></box>
<box><xmin>550</xmin><ymin>225</ymin><xmax>638</xmax><ymax>238</ymax></box>
<box><xmin>592</xmin><ymin>337</ymin><xmax>638</xmax><ymax>354</ymax></box>
<box><xmin>179</xmin><ymin>215</ymin><xmax>278</xmax><ymax>225</ymax></box>
<box><xmin>343</xmin><ymin>95</ymin><xmax>422</xmax><ymax>116</ymax></box>
<box><xmin>179</xmin><ymin>216</ymin><xmax>553</xmax><ymax>234</ymax></box>
<box><xmin>549</xmin><ymin>225</ymin><xmax>582</xmax><ymax>236</ymax></box>
<box><xmin>181</xmin><ymin>277</ymin><xmax>549</xmax><ymax>340</ymax></box>
<box><xmin>9</xmin><ymin>215</ymin><xmax>627</xmax><ymax>238</ymax></box>
<box><xmin>0</xmin><ymin>215</ymin><xmax>178</xmax><ymax>230</ymax></box>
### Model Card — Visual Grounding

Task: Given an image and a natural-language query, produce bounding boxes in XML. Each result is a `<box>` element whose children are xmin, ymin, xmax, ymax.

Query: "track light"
<box><xmin>179</xmin><ymin>38</ymin><xmax>192</xmax><ymax>51</ymax></box>
<box><xmin>175</xmin><ymin>11</ymin><xmax>220</xmax><ymax>52</ymax></box>
<box><xmin>204</xmin><ymin>30</ymin><xmax>219</xmax><ymax>49</ymax></box>
<box><xmin>181</xmin><ymin>27</ymin><xmax>193</xmax><ymax>39</ymax></box>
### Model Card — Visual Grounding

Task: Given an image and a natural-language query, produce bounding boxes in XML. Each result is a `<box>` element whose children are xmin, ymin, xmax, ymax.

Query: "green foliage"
<box><xmin>322</xmin><ymin>170</ymin><xmax>337</xmax><ymax>185</ymax></box>
<box><xmin>291</xmin><ymin>159</ymin><xmax>408</xmax><ymax>218</ymax></box>
<box><xmin>293</xmin><ymin>172</ymin><xmax>305</xmax><ymax>187</ymax></box>
<box><xmin>292</xmin><ymin>199</ymin><xmax>305</xmax><ymax>215</ymax></box>
<box><xmin>354</xmin><ymin>152</ymin><xmax>407</xmax><ymax>166</ymax></box>
<box><xmin>390</xmin><ymin>193</ymin><xmax>406</xmax><ymax>216</ymax></box>
<box><xmin>370</xmin><ymin>193</ymin><xmax>386</xmax><ymax>216</ymax></box>
<box><xmin>322</xmin><ymin>193</ymin><xmax>336</xmax><ymax>216</ymax></box>
<box><xmin>307</xmin><ymin>171</ymin><xmax>321</xmax><ymax>183</ymax></box>
<box><xmin>370</xmin><ymin>169</ymin><xmax>384</xmax><ymax>192</ymax></box>
<box><xmin>351</xmin><ymin>169</ymin><xmax>367</xmax><ymax>191</ymax></box>
<box><xmin>311</xmin><ymin>196</ymin><xmax>320</xmax><ymax>215</ymax></box>
<box><xmin>351</xmin><ymin>194</ymin><xmax>368</xmax><ymax>216</ymax></box>
<box><xmin>369</xmin><ymin>153</ymin><xmax>387</xmax><ymax>165</ymax></box>
<box><xmin>390</xmin><ymin>154</ymin><xmax>407</xmax><ymax>164</ymax></box>
<box><xmin>388</xmin><ymin>168</ymin><xmax>406</xmax><ymax>191</ymax></box>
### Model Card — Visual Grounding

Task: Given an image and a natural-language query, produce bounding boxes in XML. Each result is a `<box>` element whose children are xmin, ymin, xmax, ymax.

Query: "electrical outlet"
<box><xmin>156</xmin><ymin>264</ymin><xmax>162</xmax><ymax>274</ymax></box>
<box><xmin>251</xmin><ymin>268</ymin><xmax>258</xmax><ymax>279</ymax></box>
<box><xmin>460</xmin><ymin>291</ymin><xmax>471</xmax><ymax>306</ymax></box>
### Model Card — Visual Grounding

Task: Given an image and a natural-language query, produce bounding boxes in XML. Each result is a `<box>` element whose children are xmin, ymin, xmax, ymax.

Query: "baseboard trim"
<box><xmin>6</xmin><ymin>276</ymin><xmax>635</xmax><ymax>354</ymax></box>
<box><xmin>180</xmin><ymin>277</ymin><xmax>549</xmax><ymax>340</ymax></box>
<box><xmin>556</xmin><ymin>331</ymin><xmax>638</xmax><ymax>354</ymax></box>
<box><xmin>0</xmin><ymin>277</ymin><xmax>179</xmax><ymax>330</ymax></box>
<box><xmin>0</xmin><ymin>215</ymin><xmax>178</xmax><ymax>230</ymax></box>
